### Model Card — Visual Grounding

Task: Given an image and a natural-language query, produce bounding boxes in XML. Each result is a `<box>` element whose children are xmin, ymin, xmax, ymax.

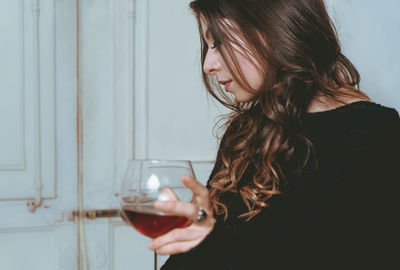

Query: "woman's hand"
<box><xmin>147</xmin><ymin>175</ymin><xmax>216</xmax><ymax>255</ymax></box>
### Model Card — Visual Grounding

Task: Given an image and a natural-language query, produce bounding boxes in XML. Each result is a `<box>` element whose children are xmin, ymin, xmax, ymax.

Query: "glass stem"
<box><xmin>154</xmin><ymin>251</ymin><xmax>157</xmax><ymax>270</ymax></box>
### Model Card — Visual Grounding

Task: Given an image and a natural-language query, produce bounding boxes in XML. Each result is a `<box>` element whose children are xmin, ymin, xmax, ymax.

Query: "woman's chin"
<box><xmin>233</xmin><ymin>93</ymin><xmax>257</xmax><ymax>103</ymax></box>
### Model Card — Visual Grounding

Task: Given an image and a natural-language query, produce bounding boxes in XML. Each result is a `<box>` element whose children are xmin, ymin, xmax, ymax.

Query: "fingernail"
<box><xmin>148</xmin><ymin>242</ymin><xmax>154</xmax><ymax>250</ymax></box>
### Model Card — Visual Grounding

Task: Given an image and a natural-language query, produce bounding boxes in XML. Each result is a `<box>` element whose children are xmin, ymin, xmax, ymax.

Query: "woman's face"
<box><xmin>200</xmin><ymin>19</ymin><xmax>264</xmax><ymax>103</ymax></box>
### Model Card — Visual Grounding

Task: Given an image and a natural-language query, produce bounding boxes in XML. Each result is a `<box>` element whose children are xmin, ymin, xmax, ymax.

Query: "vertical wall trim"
<box><xmin>133</xmin><ymin>0</ymin><xmax>149</xmax><ymax>159</ymax></box>
<box><xmin>112</xmin><ymin>0</ymin><xmax>117</xmax><ymax>200</ymax></box>
<box><xmin>50</xmin><ymin>0</ymin><xmax>58</xmax><ymax>199</ymax></box>
<box><xmin>75</xmin><ymin>1</ymin><xmax>84</xmax><ymax>270</ymax></box>
<box><xmin>127</xmin><ymin>0</ymin><xmax>135</xmax><ymax>161</ymax></box>
<box><xmin>27</xmin><ymin>0</ymin><xmax>43</xmax><ymax>212</ymax></box>
<box><xmin>19</xmin><ymin>0</ymin><xmax>26</xmax><ymax>170</ymax></box>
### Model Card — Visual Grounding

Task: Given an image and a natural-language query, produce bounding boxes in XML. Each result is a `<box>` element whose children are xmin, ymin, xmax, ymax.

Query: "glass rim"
<box><xmin>123</xmin><ymin>159</ymin><xmax>198</xmax><ymax>182</ymax></box>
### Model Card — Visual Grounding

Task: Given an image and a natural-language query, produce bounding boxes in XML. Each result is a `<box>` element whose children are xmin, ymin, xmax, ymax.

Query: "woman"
<box><xmin>148</xmin><ymin>0</ymin><xmax>400</xmax><ymax>269</ymax></box>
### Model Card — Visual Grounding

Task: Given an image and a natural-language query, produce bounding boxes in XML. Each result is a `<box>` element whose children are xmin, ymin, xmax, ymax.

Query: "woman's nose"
<box><xmin>203</xmin><ymin>50</ymin><xmax>221</xmax><ymax>75</ymax></box>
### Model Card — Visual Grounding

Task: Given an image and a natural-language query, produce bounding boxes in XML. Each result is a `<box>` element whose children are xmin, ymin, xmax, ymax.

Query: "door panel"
<box><xmin>112</xmin><ymin>224</ymin><xmax>154</xmax><ymax>270</ymax></box>
<box><xmin>0</xmin><ymin>0</ymin><xmax>56</xmax><ymax>200</ymax></box>
<box><xmin>0</xmin><ymin>0</ymin><xmax>24</xmax><ymax>170</ymax></box>
<box><xmin>0</xmin><ymin>0</ymin><xmax>78</xmax><ymax>269</ymax></box>
<box><xmin>0</xmin><ymin>229</ymin><xmax>57</xmax><ymax>269</ymax></box>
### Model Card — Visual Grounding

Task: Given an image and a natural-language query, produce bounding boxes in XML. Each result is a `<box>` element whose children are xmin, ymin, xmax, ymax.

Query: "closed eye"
<box><xmin>210</xmin><ymin>41</ymin><xmax>221</xmax><ymax>49</ymax></box>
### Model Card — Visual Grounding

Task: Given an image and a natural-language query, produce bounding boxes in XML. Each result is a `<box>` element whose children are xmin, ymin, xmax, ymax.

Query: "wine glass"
<box><xmin>120</xmin><ymin>159</ymin><xmax>195</xmax><ymax>270</ymax></box>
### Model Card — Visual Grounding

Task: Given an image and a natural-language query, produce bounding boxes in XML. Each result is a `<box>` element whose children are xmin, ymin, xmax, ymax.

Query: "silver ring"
<box><xmin>195</xmin><ymin>207</ymin><xmax>207</xmax><ymax>223</ymax></box>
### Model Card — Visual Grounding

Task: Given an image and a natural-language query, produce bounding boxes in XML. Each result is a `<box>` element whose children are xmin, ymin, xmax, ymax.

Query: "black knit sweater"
<box><xmin>162</xmin><ymin>101</ymin><xmax>400</xmax><ymax>270</ymax></box>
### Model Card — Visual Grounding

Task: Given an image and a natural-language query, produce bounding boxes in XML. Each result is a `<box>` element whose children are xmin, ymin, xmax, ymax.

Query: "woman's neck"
<box><xmin>306</xmin><ymin>89</ymin><xmax>370</xmax><ymax>113</ymax></box>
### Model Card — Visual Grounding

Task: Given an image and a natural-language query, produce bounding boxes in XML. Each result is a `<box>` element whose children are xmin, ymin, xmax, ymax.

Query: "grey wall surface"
<box><xmin>327</xmin><ymin>0</ymin><xmax>400</xmax><ymax>109</ymax></box>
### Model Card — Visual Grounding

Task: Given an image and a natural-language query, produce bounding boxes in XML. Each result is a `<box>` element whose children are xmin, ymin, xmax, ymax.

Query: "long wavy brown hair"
<box><xmin>190</xmin><ymin>0</ymin><xmax>369</xmax><ymax>220</ymax></box>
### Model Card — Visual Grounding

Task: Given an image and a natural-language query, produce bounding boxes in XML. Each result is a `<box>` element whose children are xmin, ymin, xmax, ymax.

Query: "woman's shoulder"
<box><xmin>305</xmin><ymin>100</ymin><xmax>400</xmax><ymax>151</ymax></box>
<box><xmin>306</xmin><ymin>100</ymin><xmax>399</xmax><ymax>125</ymax></box>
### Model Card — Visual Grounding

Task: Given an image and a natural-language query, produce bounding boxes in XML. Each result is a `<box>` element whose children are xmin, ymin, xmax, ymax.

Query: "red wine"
<box><xmin>122</xmin><ymin>206</ymin><xmax>190</xmax><ymax>238</ymax></box>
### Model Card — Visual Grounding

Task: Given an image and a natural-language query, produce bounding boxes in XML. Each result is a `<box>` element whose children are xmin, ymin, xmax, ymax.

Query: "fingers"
<box><xmin>148</xmin><ymin>227</ymin><xmax>201</xmax><ymax>251</ymax></box>
<box><xmin>147</xmin><ymin>216</ymin><xmax>217</xmax><ymax>256</ymax></box>
<box><xmin>155</xmin><ymin>175</ymin><xmax>211</xmax><ymax>219</ymax></box>
<box><xmin>160</xmin><ymin>186</ymin><xmax>178</xmax><ymax>201</ymax></box>
<box><xmin>182</xmin><ymin>175</ymin><xmax>211</xmax><ymax>210</ymax></box>
<box><xmin>154</xmin><ymin>200</ymin><xmax>198</xmax><ymax>220</ymax></box>
<box><xmin>148</xmin><ymin>176</ymin><xmax>215</xmax><ymax>256</ymax></box>
<box><xmin>154</xmin><ymin>240</ymin><xmax>202</xmax><ymax>255</ymax></box>
<box><xmin>182</xmin><ymin>175</ymin><xmax>209</xmax><ymax>199</ymax></box>
<box><xmin>148</xmin><ymin>226</ymin><xmax>207</xmax><ymax>255</ymax></box>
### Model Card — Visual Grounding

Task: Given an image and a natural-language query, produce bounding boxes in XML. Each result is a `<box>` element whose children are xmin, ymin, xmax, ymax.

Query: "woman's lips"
<box><xmin>225</xmin><ymin>81</ymin><xmax>232</xmax><ymax>92</ymax></box>
<box><xmin>219</xmin><ymin>80</ymin><xmax>232</xmax><ymax>92</ymax></box>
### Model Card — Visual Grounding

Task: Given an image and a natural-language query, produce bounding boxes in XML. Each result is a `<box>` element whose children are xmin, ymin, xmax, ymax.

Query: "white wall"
<box><xmin>146</xmin><ymin>0</ymin><xmax>228</xmax><ymax>162</ymax></box>
<box><xmin>327</xmin><ymin>0</ymin><xmax>400</xmax><ymax>110</ymax></box>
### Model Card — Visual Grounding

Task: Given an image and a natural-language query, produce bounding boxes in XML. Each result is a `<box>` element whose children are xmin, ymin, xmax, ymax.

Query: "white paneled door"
<box><xmin>0</xmin><ymin>0</ymin><xmax>78</xmax><ymax>269</ymax></box>
<box><xmin>0</xmin><ymin>0</ymin><xmax>219</xmax><ymax>269</ymax></box>
<box><xmin>77</xmin><ymin>0</ymin><xmax>155</xmax><ymax>269</ymax></box>
<box><xmin>77</xmin><ymin>0</ymin><xmax>218</xmax><ymax>268</ymax></box>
